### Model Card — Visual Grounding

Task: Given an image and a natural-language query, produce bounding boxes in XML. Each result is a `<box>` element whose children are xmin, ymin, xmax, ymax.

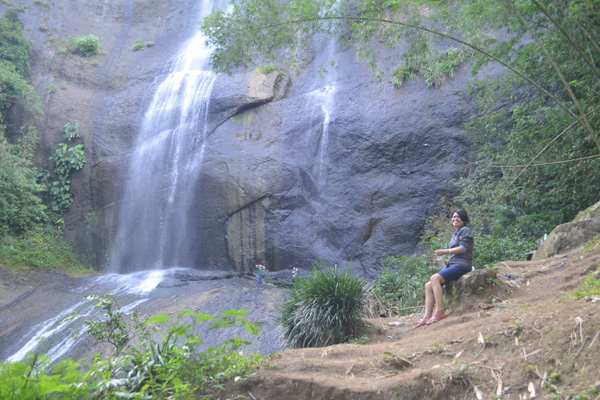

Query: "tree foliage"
<box><xmin>201</xmin><ymin>0</ymin><xmax>600</xmax><ymax>258</ymax></box>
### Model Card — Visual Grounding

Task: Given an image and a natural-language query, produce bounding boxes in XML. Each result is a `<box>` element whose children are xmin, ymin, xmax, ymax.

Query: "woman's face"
<box><xmin>452</xmin><ymin>212</ymin><xmax>465</xmax><ymax>229</ymax></box>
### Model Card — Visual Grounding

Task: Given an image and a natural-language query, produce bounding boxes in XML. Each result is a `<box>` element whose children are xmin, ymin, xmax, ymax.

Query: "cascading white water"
<box><xmin>7</xmin><ymin>270</ymin><xmax>166</xmax><ymax>364</ymax></box>
<box><xmin>308</xmin><ymin>38</ymin><xmax>338</xmax><ymax>192</ymax></box>
<box><xmin>111</xmin><ymin>1</ymin><xmax>222</xmax><ymax>273</ymax></box>
<box><xmin>308</xmin><ymin>83</ymin><xmax>335</xmax><ymax>188</ymax></box>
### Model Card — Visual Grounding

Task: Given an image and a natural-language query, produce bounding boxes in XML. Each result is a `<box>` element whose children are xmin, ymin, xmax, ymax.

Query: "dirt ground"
<box><xmin>222</xmin><ymin>243</ymin><xmax>600</xmax><ymax>400</ymax></box>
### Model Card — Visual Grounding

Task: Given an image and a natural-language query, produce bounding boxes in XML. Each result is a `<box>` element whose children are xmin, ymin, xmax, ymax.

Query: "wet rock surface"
<box><xmin>0</xmin><ymin>267</ymin><xmax>287</xmax><ymax>362</ymax></box>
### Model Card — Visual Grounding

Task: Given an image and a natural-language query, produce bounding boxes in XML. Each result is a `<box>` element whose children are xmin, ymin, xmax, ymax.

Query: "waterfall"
<box><xmin>308</xmin><ymin>36</ymin><xmax>337</xmax><ymax>193</ymax></box>
<box><xmin>111</xmin><ymin>1</ymin><xmax>222</xmax><ymax>273</ymax></box>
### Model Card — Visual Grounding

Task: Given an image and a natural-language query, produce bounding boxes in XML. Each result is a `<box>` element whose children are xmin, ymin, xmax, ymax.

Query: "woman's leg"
<box><xmin>415</xmin><ymin>276</ymin><xmax>436</xmax><ymax>327</ymax></box>
<box><xmin>430</xmin><ymin>274</ymin><xmax>446</xmax><ymax>319</ymax></box>
<box><xmin>424</xmin><ymin>281</ymin><xmax>434</xmax><ymax>319</ymax></box>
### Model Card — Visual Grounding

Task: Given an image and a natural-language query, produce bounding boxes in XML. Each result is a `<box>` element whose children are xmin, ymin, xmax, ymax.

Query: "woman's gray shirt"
<box><xmin>448</xmin><ymin>226</ymin><xmax>474</xmax><ymax>268</ymax></box>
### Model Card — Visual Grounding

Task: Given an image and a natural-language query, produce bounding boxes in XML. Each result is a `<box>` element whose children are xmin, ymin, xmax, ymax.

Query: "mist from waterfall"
<box><xmin>111</xmin><ymin>2</ymin><xmax>222</xmax><ymax>273</ymax></box>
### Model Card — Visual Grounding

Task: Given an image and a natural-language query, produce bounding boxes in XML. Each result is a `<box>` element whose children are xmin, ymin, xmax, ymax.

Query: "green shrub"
<box><xmin>85</xmin><ymin>298</ymin><xmax>263</xmax><ymax>399</ymax></box>
<box><xmin>131</xmin><ymin>38</ymin><xmax>144</xmax><ymax>51</ymax></box>
<box><xmin>67</xmin><ymin>34</ymin><xmax>100</xmax><ymax>57</ymax></box>
<box><xmin>474</xmin><ymin>233</ymin><xmax>535</xmax><ymax>268</ymax></box>
<box><xmin>44</xmin><ymin>121</ymin><xmax>86</xmax><ymax>214</ymax></box>
<box><xmin>277</xmin><ymin>262</ymin><xmax>366</xmax><ymax>348</ymax></box>
<box><xmin>372</xmin><ymin>255</ymin><xmax>433</xmax><ymax>317</ymax></box>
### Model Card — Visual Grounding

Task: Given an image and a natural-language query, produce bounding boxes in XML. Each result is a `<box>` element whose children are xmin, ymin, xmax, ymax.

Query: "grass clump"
<box><xmin>277</xmin><ymin>262</ymin><xmax>366</xmax><ymax>348</ymax></box>
<box><xmin>67</xmin><ymin>34</ymin><xmax>100</xmax><ymax>57</ymax></box>
<box><xmin>567</xmin><ymin>267</ymin><xmax>600</xmax><ymax>299</ymax></box>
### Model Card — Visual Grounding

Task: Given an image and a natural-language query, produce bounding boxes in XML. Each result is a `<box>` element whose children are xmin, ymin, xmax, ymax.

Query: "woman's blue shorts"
<box><xmin>438</xmin><ymin>264</ymin><xmax>472</xmax><ymax>283</ymax></box>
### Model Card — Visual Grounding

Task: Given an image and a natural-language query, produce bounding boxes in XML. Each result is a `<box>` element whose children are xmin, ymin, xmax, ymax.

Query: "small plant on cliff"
<box><xmin>67</xmin><ymin>34</ymin><xmax>100</xmax><ymax>57</ymax></box>
<box><xmin>131</xmin><ymin>38</ymin><xmax>144</xmax><ymax>51</ymax></box>
<box><xmin>44</xmin><ymin>121</ymin><xmax>86</xmax><ymax>214</ymax></box>
<box><xmin>277</xmin><ymin>262</ymin><xmax>366</xmax><ymax>348</ymax></box>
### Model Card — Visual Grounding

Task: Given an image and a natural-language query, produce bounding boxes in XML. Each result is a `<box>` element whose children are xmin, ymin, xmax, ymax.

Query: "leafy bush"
<box><xmin>277</xmin><ymin>262</ymin><xmax>366</xmax><ymax>348</ymax></box>
<box><xmin>0</xmin><ymin>8</ymin><xmax>43</xmax><ymax>128</ymax></box>
<box><xmin>43</xmin><ymin>121</ymin><xmax>86</xmax><ymax>214</ymax></box>
<box><xmin>67</xmin><ymin>34</ymin><xmax>100</xmax><ymax>57</ymax></box>
<box><xmin>474</xmin><ymin>233</ymin><xmax>536</xmax><ymax>268</ymax></box>
<box><xmin>87</xmin><ymin>301</ymin><xmax>263</xmax><ymax>399</ymax></box>
<box><xmin>372</xmin><ymin>255</ymin><xmax>433</xmax><ymax>317</ymax></box>
<box><xmin>0</xmin><ymin>8</ymin><xmax>31</xmax><ymax>78</ymax></box>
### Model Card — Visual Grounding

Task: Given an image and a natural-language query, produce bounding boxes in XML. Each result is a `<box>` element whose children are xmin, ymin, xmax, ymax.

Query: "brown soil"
<box><xmin>222</xmin><ymin>244</ymin><xmax>600</xmax><ymax>400</ymax></box>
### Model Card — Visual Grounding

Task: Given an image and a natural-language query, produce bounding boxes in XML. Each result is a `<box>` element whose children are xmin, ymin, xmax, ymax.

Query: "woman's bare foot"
<box><xmin>426</xmin><ymin>311</ymin><xmax>448</xmax><ymax>325</ymax></box>
<box><xmin>414</xmin><ymin>316</ymin><xmax>430</xmax><ymax>329</ymax></box>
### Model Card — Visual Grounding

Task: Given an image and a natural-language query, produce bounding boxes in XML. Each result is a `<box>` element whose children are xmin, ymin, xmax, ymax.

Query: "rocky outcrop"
<box><xmin>533</xmin><ymin>200</ymin><xmax>600</xmax><ymax>260</ymax></box>
<box><xmin>4</xmin><ymin>0</ymin><xmax>477</xmax><ymax>276</ymax></box>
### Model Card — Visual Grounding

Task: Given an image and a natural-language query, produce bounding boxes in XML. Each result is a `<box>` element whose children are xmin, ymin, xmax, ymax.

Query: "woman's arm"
<box><xmin>434</xmin><ymin>247</ymin><xmax>464</xmax><ymax>256</ymax></box>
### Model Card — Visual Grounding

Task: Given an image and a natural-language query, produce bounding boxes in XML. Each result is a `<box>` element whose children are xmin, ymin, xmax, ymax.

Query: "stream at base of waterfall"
<box><xmin>0</xmin><ymin>267</ymin><xmax>286</xmax><ymax>363</ymax></box>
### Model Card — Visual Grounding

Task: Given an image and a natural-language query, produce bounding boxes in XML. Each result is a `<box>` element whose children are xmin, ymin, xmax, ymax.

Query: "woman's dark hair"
<box><xmin>454</xmin><ymin>208</ymin><xmax>470</xmax><ymax>225</ymax></box>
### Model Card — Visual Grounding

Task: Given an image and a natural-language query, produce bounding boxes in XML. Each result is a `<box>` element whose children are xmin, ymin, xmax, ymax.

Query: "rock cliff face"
<box><xmin>3</xmin><ymin>0</ymin><xmax>476</xmax><ymax>275</ymax></box>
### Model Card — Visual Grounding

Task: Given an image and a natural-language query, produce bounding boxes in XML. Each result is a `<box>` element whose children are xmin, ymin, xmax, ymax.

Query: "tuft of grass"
<box><xmin>567</xmin><ymin>267</ymin><xmax>600</xmax><ymax>299</ymax></box>
<box><xmin>255</xmin><ymin>64</ymin><xmax>280</xmax><ymax>74</ymax></box>
<box><xmin>277</xmin><ymin>262</ymin><xmax>366</xmax><ymax>348</ymax></box>
<box><xmin>0</xmin><ymin>227</ymin><xmax>92</xmax><ymax>274</ymax></box>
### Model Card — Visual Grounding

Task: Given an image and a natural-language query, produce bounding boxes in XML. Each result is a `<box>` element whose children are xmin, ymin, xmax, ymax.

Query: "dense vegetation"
<box><xmin>201</xmin><ymin>0</ymin><xmax>600</xmax><ymax>265</ymax></box>
<box><xmin>0</xmin><ymin>8</ymin><xmax>87</xmax><ymax>272</ymax></box>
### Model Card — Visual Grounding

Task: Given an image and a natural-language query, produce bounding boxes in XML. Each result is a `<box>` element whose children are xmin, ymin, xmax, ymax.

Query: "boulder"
<box><xmin>532</xmin><ymin>218</ymin><xmax>600</xmax><ymax>260</ymax></box>
<box><xmin>445</xmin><ymin>268</ymin><xmax>498</xmax><ymax>296</ymax></box>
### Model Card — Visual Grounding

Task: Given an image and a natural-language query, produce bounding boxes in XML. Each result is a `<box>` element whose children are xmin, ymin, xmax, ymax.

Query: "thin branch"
<box><xmin>481</xmin><ymin>117</ymin><xmax>580</xmax><ymax>221</ymax></box>
<box><xmin>507</xmin><ymin>0</ymin><xmax>600</xmax><ymax>150</ymax></box>
<box><xmin>531</xmin><ymin>0</ymin><xmax>600</xmax><ymax>82</ymax></box>
<box><xmin>465</xmin><ymin>154</ymin><xmax>600</xmax><ymax>169</ymax></box>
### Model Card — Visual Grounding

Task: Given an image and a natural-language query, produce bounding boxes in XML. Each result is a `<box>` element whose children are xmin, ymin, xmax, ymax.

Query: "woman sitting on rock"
<box><xmin>415</xmin><ymin>208</ymin><xmax>474</xmax><ymax>328</ymax></box>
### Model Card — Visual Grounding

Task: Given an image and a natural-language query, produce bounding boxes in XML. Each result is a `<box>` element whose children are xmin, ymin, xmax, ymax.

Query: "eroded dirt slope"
<box><xmin>224</xmin><ymin>243</ymin><xmax>600</xmax><ymax>400</ymax></box>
